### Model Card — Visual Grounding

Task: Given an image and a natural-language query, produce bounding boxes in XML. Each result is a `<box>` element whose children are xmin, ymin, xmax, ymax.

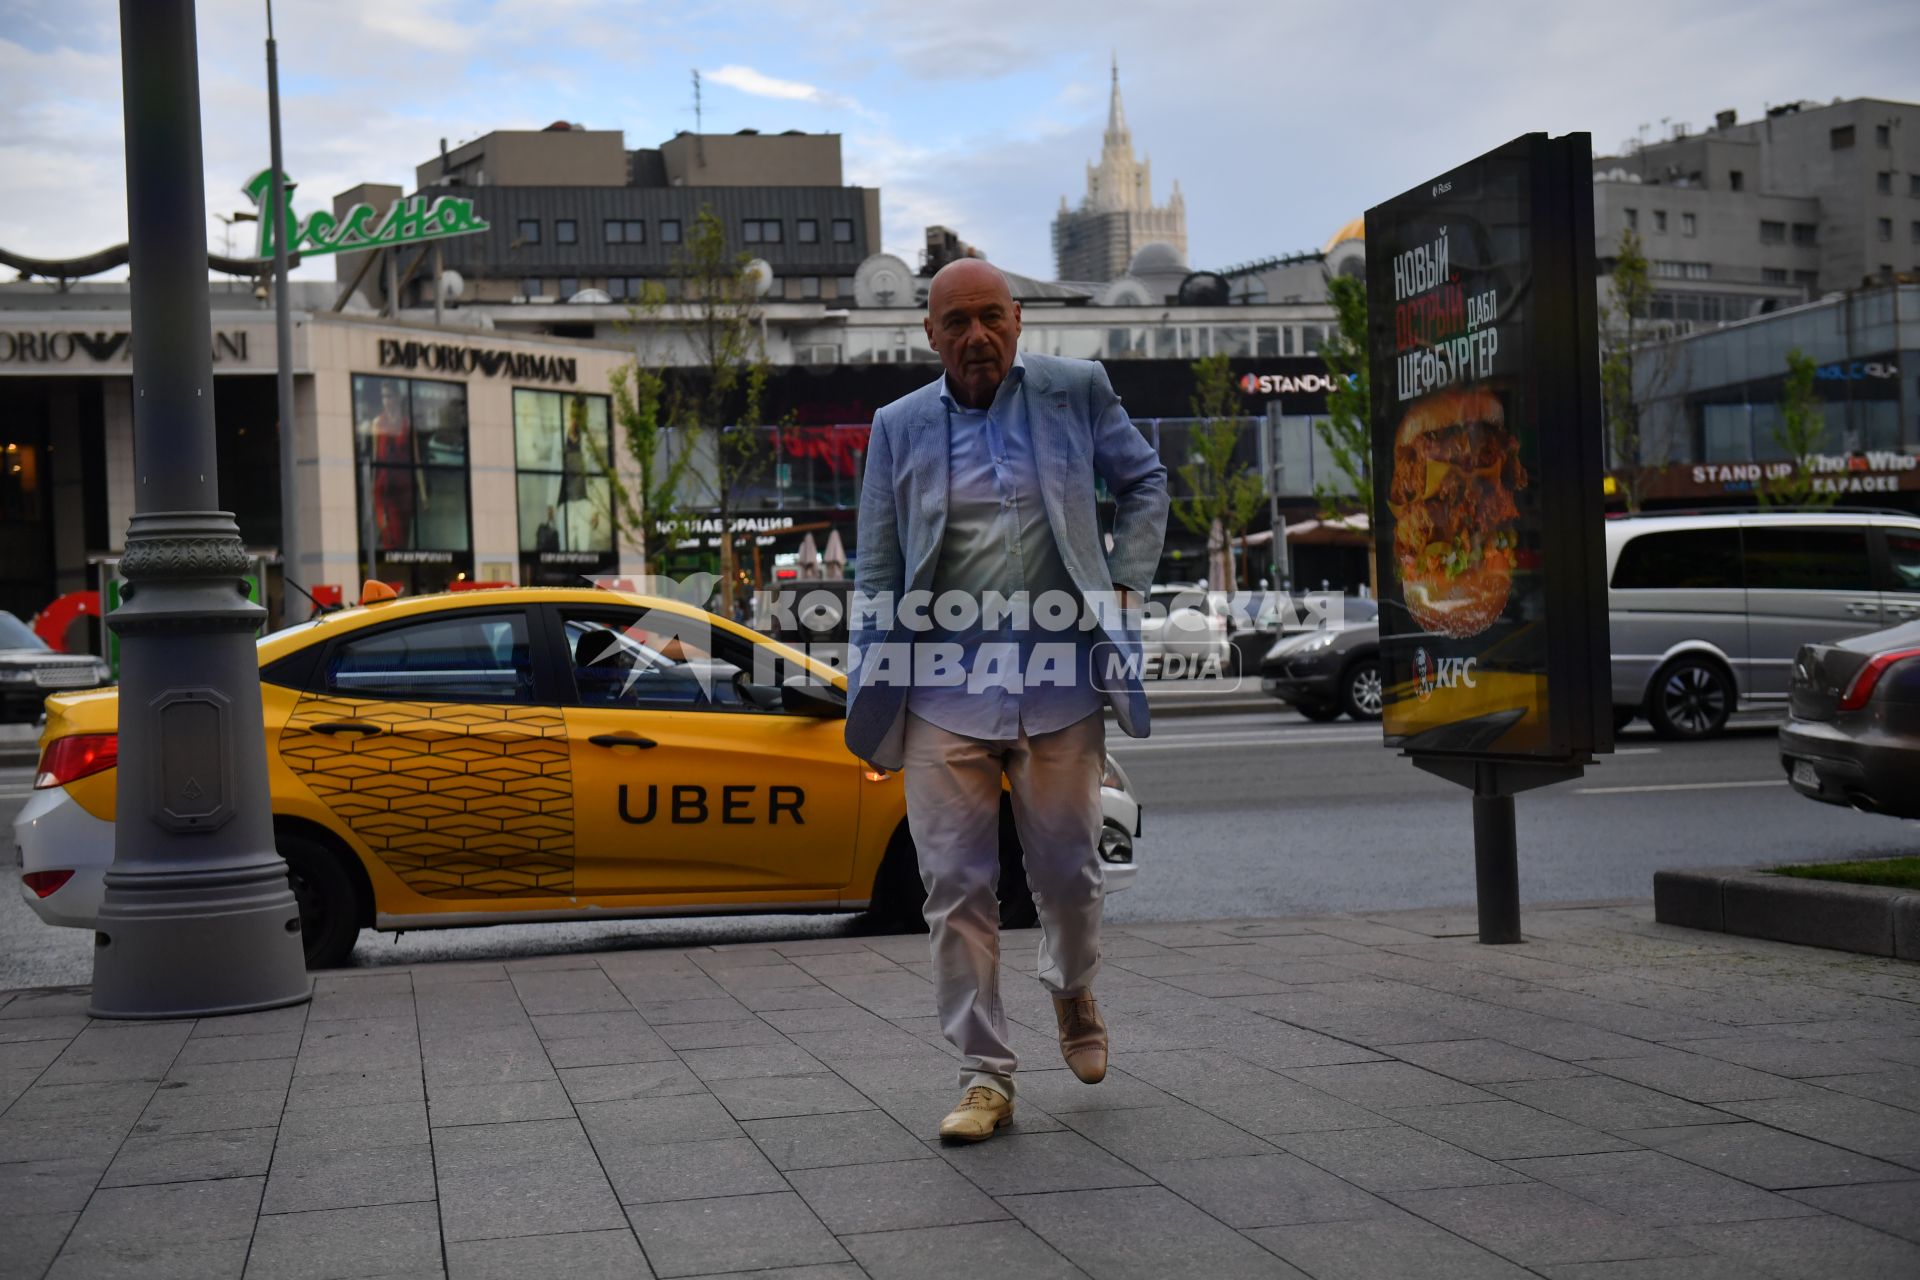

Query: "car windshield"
<box><xmin>0</xmin><ymin>612</ymin><xmax>48</xmax><ymax>651</ymax></box>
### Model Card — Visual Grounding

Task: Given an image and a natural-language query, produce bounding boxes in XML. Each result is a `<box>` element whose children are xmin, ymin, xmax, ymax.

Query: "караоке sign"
<box><xmin>1365</xmin><ymin>133</ymin><xmax>1611</xmax><ymax>762</ymax></box>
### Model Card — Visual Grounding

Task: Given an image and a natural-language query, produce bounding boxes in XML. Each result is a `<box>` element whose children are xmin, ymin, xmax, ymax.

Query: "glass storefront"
<box><xmin>513</xmin><ymin>388</ymin><xmax>617</xmax><ymax>584</ymax></box>
<box><xmin>352</xmin><ymin>374</ymin><xmax>472</xmax><ymax>593</ymax></box>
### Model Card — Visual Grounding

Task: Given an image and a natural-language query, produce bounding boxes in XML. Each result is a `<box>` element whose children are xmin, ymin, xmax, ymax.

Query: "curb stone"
<box><xmin>1655</xmin><ymin>866</ymin><xmax>1920</xmax><ymax>959</ymax></box>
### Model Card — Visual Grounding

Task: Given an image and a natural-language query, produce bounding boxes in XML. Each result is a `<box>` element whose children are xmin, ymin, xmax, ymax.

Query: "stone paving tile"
<box><xmin>1059</xmin><ymin>1101</ymin><xmax>1275</xmax><ymax>1165</ymax></box>
<box><xmin>1489</xmin><ymin>1075</ymin><xmax>1731</xmax><ymax>1132</ymax></box>
<box><xmin>1144</xmin><ymin>1152</ymin><xmax>1389</xmax><ymax>1228</ymax></box>
<box><xmin>1005</xmin><ymin>1184</ymin><xmax>1308</xmax><ymax>1279</ymax></box>
<box><xmin>743</xmin><ymin>1108</ymin><xmax>931</xmax><ymax>1171</ymax></box>
<box><xmin>1276</xmin><ymin>1125</ymin><xmax>1527</xmax><ymax>1193</ymax></box>
<box><xmin>1679</xmin><ymin>1034</ymin><xmax>1902</xmax><ymax>1078</ymax></box>
<box><xmin>276</xmin><ymin>1099</ymin><xmax>428</xmax><ymax>1154</ymax></box>
<box><xmin>136</xmin><ymin>1084</ymin><xmax>288</xmax><ymax>1137</ymax></box>
<box><xmin>432</xmin><ymin>1117</ymin><xmax>625</xmax><ymax>1243</ymax></box>
<box><xmin>1506</xmin><ymin>1149</ymin><xmax>1821</xmax><ymax>1226</ymax></box>
<box><xmin>626</xmin><ymin>1191</ymin><xmax>847</xmax><ymax>1278</ymax></box>
<box><xmin>678</xmin><ymin>1043</ymin><xmax>828</xmax><ymax>1082</ymax></box>
<box><xmin>1283</xmin><ymin>1061</ymin><xmax>1497</xmax><ymax>1108</ymax></box>
<box><xmin>427</xmin><ymin>1079</ymin><xmax>576</xmax><ymax>1127</ymax></box>
<box><xmin>508</xmin><ymin>968</ymin><xmax>631</xmax><ymax>1015</ymax></box>
<box><xmin>1575</xmin><ymin>1047</ymin><xmax>1809</xmax><ymax>1103</ymax></box>
<box><xmin>937</xmin><ymin>1129</ymin><xmax>1152</xmax><ymax>1196</ymax></box>
<box><xmin>0</xmin><ymin>1016</ymin><xmax>89</xmax><ymax>1045</ymax></box>
<box><xmin>1673</xmin><ymin>1213</ymin><xmax>1920</xmax><ymax>1279</ymax></box>
<box><xmin>788</xmin><ymin>1155</ymin><xmax>1008</xmax><ymax>1234</ymax></box>
<box><xmin>558</xmin><ymin>1061</ymin><xmax>707</xmax><ymax>1106</ymax></box>
<box><xmin>1620</xmin><ymin>1121</ymin><xmax>1920</xmax><ymax>1189</ymax></box>
<box><xmin>244</xmin><ymin>1202</ymin><xmax>442</xmax><ymax>1280</ymax></box>
<box><xmin>1387</xmin><ymin>1182</ymin><xmax>1698</xmax><ymax>1267</ymax></box>
<box><xmin>174</xmin><ymin>1031</ymin><xmax>304</xmax><ymax>1066</ymax></box>
<box><xmin>419</xmin><ymin>1026</ymin><xmax>555</xmax><ymax>1089</ymax></box>
<box><xmin>650</xmin><ymin>1016</ymin><xmax>790</xmax><ymax>1050</ymax></box>
<box><xmin>1719</xmin><ymin>1090</ymin><xmax>1920</xmax><ymax>1157</ymax></box>
<box><xmin>594</xmin><ymin>1135</ymin><xmax>788</xmax><ymax>1205</ymax></box>
<box><xmin>1</xmin><ymin>1211</ymin><xmax>77</xmax><ymax>1280</ymax></box>
<box><xmin>1003</xmin><ymin>1067</ymin><xmax>1174</xmax><ymax>1114</ymax></box>
<box><xmin>443</xmin><ymin>1228</ymin><xmax>651</xmax><ymax>1280</ymax></box>
<box><xmin>577</xmin><ymin>1093</ymin><xmax>745</xmax><ymax>1147</ymax></box>
<box><xmin>293</xmin><ymin>1017</ymin><xmax>420</xmax><ymax>1078</ymax></box>
<box><xmin>862</xmin><ymin>1086</ymin><xmax>1068</xmax><ymax>1138</ymax></box>
<box><xmin>1380</xmin><ymin>1037</ymin><xmax>1590</xmax><ymax>1084</ymax></box>
<box><xmin>101</xmin><ymin>1127</ymin><xmax>277</xmax><ymax>1188</ymax></box>
<box><xmin>1386</xmin><ymin>1100</ymin><xmax>1637</xmax><ymax>1161</ymax></box>
<box><xmin>1786</xmin><ymin>1180</ymin><xmax>1920</xmax><ymax>1244</ymax></box>
<box><xmin>40</xmin><ymin>1022</ymin><xmax>192</xmax><ymax>1085</ymax></box>
<box><xmin>842</xmin><ymin>1219</ymin><xmax>1086</xmax><ymax>1280</ymax></box>
<box><xmin>48</xmin><ymin>1176</ymin><xmax>261</xmax><ymax>1280</ymax></box>
<box><xmin>279</xmin><ymin>1066</ymin><xmax>423</xmax><ymax>1111</ymax></box>
<box><xmin>262</xmin><ymin>1141</ymin><xmax>437</xmax><ymax>1214</ymax></box>
<box><xmin>0</xmin><ymin>1036</ymin><xmax>65</xmax><ymax>1071</ymax></box>
<box><xmin>707</xmin><ymin>1071</ymin><xmax>873</xmax><ymax>1121</ymax></box>
<box><xmin>1801</xmin><ymin>1067</ymin><xmax>1920</xmax><ymax>1113</ymax></box>
<box><xmin>0</xmin><ymin>1155</ymin><xmax>110</xmax><ymax>1214</ymax></box>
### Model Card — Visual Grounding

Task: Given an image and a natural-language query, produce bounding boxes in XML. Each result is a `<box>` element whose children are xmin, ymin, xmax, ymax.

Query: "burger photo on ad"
<box><xmin>1386</xmin><ymin>384</ymin><xmax>1529</xmax><ymax>640</ymax></box>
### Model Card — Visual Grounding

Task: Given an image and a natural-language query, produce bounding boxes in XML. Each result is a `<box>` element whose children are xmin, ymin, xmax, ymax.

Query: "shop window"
<box><xmin>352</xmin><ymin>374</ymin><xmax>472</xmax><ymax>592</ymax></box>
<box><xmin>513</xmin><ymin>388</ymin><xmax>616</xmax><ymax>584</ymax></box>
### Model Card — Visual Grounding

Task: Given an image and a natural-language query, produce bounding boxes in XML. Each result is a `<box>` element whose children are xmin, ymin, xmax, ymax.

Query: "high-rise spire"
<box><xmin>1105</xmin><ymin>51</ymin><xmax>1129</xmax><ymax>147</ymax></box>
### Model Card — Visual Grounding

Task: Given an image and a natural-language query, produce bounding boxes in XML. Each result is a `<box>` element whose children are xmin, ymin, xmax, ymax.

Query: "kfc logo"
<box><xmin>1413</xmin><ymin>646</ymin><xmax>1477</xmax><ymax>702</ymax></box>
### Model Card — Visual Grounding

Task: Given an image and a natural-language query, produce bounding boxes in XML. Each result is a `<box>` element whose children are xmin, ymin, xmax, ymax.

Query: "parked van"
<box><xmin>1606</xmin><ymin>511</ymin><xmax>1920</xmax><ymax>738</ymax></box>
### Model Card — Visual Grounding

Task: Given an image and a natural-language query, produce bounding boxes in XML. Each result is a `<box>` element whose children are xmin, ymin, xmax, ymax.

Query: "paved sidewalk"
<box><xmin>3</xmin><ymin>904</ymin><xmax>1919</xmax><ymax>1279</ymax></box>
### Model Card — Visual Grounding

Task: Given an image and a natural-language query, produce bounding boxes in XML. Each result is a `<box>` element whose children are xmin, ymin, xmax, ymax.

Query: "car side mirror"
<box><xmin>780</xmin><ymin>677</ymin><xmax>846</xmax><ymax>719</ymax></box>
<box><xmin>729</xmin><ymin>669</ymin><xmax>786</xmax><ymax>712</ymax></box>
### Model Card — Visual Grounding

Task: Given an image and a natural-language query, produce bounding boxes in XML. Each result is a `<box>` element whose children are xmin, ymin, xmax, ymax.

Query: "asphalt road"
<box><xmin>4</xmin><ymin>709</ymin><xmax>1915</xmax><ymax>988</ymax></box>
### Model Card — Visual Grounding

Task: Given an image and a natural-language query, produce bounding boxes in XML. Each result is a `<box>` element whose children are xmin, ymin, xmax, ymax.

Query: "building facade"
<box><xmin>1592</xmin><ymin>97</ymin><xmax>1920</xmax><ymax>332</ymax></box>
<box><xmin>1052</xmin><ymin>61</ymin><xmax>1187</xmax><ymax>284</ymax></box>
<box><xmin>341</xmin><ymin>123</ymin><xmax>883</xmax><ymax>312</ymax></box>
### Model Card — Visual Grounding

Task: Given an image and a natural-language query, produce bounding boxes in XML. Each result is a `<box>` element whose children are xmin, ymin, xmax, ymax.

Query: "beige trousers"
<box><xmin>901</xmin><ymin>710</ymin><xmax>1106</xmax><ymax>1100</ymax></box>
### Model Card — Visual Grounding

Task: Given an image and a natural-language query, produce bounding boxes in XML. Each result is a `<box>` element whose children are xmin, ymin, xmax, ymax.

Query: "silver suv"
<box><xmin>1607</xmin><ymin>511</ymin><xmax>1920</xmax><ymax>738</ymax></box>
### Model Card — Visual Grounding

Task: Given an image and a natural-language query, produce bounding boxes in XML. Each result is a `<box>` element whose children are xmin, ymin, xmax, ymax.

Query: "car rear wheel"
<box><xmin>1341</xmin><ymin>660</ymin><xmax>1384</xmax><ymax>721</ymax></box>
<box><xmin>1294</xmin><ymin>702</ymin><xmax>1343</xmax><ymax>722</ymax></box>
<box><xmin>1646</xmin><ymin>657</ymin><xmax>1733</xmax><ymax>740</ymax></box>
<box><xmin>280</xmin><ymin>833</ymin><xmax>362</xmax><ymax>969</ymax></box>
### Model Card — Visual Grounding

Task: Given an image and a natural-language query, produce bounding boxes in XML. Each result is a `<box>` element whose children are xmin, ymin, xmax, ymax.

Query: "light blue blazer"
<box><xmin>844</xmin><ymin>352</ymin><xmax>1170</xmax><ymax>770</ymax></box>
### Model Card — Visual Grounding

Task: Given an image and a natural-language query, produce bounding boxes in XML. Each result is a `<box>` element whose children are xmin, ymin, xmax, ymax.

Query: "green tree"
<box><xmin>597</xmin><ymin>208</ymin><xmax>773</xmax><ymax>605</ymax></box>
<box><xmin>1758</xmin><ymin>347</ymin><xmax>1836</xmax><ymax>509</ymax></box>
<box><xmin>1315</xmin><ymin>273</ymin><xmax>1372</xmax><ymax>517</ymax></box>
<box><xmin>1599</xmin><ymin>228</ymin><xmax>1675</xmax><ymax>511</ymax></box>
<box><xmin>1170</xmin><ymin>352</ymin><xmax>1264</xmax><ymax>590</ymax></box>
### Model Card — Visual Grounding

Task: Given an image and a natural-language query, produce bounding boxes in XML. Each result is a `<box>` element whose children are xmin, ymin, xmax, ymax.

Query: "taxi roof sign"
<box><xmin>360</xmin><ymin>580</ymin><xmax>400</xmax><ymax>605</ymax></box>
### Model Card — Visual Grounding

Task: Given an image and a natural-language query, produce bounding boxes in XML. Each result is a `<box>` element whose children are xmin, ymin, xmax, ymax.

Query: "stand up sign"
<box><xmin>1365</xmin><ymin>132</ymin><xmax>1612</xmax><ymax>942</ymax></box>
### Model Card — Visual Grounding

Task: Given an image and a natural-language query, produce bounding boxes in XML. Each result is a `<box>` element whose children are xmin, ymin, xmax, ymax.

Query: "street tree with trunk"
<box><xmin>1316</xmin><ymin>272</ymin><xmax>1376</xmax><ymax>590</ymax></box>
<box><xmin>597</xmin><ymin>209</ymin><xmax>772</xmax><ymax>605</ymax></box>
<box><xmin>1171</xmin><ymin>352</ymin><xmax>1264</xmax><ymax>590</ymax></box>
<box><xmin>1759</xmin><ymin>347</ymin><xmax>1837</xmax><ymax>510</ymax></box>
<box><xmin>1599</xmin><ymin>228</ymin><xmax>1677</xmax><ymax>511</ymax></box>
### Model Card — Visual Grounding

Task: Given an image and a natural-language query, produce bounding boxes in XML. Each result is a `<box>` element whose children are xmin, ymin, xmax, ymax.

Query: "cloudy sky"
<box><xmin>3</xmin><ymin>0</ymin><xmax>1916</xmax><ymax>281</ymax></box>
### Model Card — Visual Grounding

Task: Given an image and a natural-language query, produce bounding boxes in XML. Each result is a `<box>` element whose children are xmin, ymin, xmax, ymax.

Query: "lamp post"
<box><xmin>91</xmin><ymin>0</ymin><xmax>312</xmax><ymax>1018</ymax></box>
<box><xmin>266</xmin><ymin>0</ymin><xmax>302</xmax><ymax>618</ymax></box>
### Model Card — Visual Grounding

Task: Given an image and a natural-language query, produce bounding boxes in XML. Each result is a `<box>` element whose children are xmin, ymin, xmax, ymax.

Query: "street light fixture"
<box><xmin>91</xmin><ymin>0</ymin><xmax>311</xmax><ymax>1018</ymax></box>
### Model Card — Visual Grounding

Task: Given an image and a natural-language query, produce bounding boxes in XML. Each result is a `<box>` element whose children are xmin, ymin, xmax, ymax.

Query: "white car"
<box><xmin>1141</xmin><ymin>585</ymin><xmax>1231</xmax><ymax>672</ymax></box>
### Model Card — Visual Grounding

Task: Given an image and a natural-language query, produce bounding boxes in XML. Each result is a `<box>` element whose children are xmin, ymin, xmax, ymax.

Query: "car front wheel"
<box><xmin>280</xmin><ymin>833</ymin><xmax>362</xmax><ymax>969</ymax></box>
<box><xmin>1646</xmin><ymin>657</ymin><xmax>1733</xmax><ymax>740</ymax></box>
<box><xmin>1341</xmin><ymin>660</ymin><xmax>1383</xmax><ymax>721</ymax></box>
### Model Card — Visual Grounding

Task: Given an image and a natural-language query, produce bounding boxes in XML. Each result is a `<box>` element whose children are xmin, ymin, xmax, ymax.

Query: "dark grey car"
<box><xmin>1259</xmin><ymin>621</ymin><xmax>1382</xmax><ymax>722</ymax></box>
<box><xmin>1778</xmin><ymin>618</ymin><xmax>1920</xmax><ymax>819</ymax></box>
<box><xmin>0</xmin><ymin>612</ymin><xmax>111</xmax><ymax>723</ymax></box>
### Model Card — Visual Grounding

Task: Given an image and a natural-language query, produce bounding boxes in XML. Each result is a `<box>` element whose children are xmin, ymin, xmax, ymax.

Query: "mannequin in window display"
<box><xmin>361</xmin><ymin>380</ymin><xmax>426</xmax><ymax>549</ymax></box>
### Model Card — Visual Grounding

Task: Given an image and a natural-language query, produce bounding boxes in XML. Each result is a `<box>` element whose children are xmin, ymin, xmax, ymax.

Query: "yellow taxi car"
<box><xmin>15</xmin><ymin>587</ymin><xmax>1141</xmax><ymax>967</ymax></box>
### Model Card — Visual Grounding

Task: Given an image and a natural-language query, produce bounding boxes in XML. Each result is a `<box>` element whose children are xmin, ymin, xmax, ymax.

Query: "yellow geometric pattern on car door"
<box><xmin>280</xmin><ymin>696</ymin><xmax>574</xmax><ymax>897</ymax></box>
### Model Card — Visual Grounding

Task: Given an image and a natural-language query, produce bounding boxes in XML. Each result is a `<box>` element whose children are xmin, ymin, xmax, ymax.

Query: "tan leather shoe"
<box><xmin>938</xmin><ymin>1086</ymin><xmax>1014</xmax><ymax>1142</ymax></box>
<box><xmin>1053</xmin><ymin>991</ymin><xmax>1108</xmax><ymax>1084</ymax></box>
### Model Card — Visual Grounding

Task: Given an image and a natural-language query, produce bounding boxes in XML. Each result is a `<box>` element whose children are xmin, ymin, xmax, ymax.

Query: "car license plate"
<box><xmin>1791</xmin><ymin>760</ymin><xmax>1820</xmax><ymax>790</ymax></box>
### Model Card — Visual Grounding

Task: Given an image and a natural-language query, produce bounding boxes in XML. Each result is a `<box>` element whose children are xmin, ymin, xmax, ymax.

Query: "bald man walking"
<box><xmin>846</xmin><ymin>260</ymin><xmax>1168</xmax><ymax>1142</ymax></box>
